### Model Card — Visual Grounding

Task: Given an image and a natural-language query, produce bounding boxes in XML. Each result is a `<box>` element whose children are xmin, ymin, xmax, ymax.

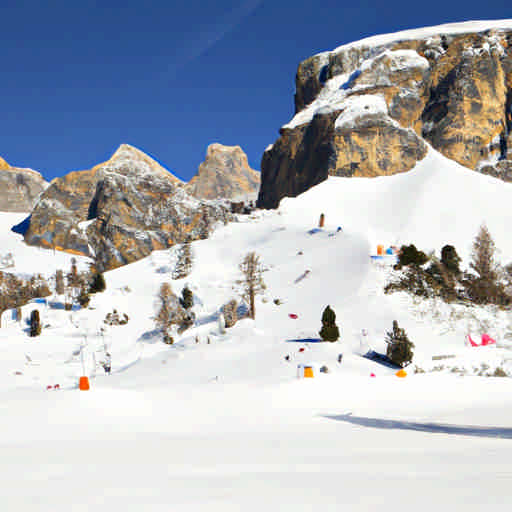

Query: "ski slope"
<box><xmin>1</xmin><ymin>148</ymin><xmax>512</xmax><ymax>510</ymax></box>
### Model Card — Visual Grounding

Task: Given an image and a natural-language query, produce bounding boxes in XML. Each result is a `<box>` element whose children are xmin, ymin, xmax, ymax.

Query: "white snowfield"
<box><xmin>1</xmin><ymin>147</ymin><xmax>512</xmax><ymax>510</ymax></box>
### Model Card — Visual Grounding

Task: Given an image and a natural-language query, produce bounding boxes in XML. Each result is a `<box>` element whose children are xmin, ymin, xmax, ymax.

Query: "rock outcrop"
<box><xmin>23</xmin><ymin>144</ymin><xmax>231</xmax><ymax>270</ymax></box>
<box><xmin>258</xmin><ymin>20</ymin><xmax>512</xmax><ymax>208</ymax></box>
<box><xmin>0</xmin><ymin>156</ymin><xmax>47</xmax><ymax>212</ymax></box>
<box><xmin>186</xmin><ymin>143</ymin><xmax>260</xmax><ymax>200</ymax></box>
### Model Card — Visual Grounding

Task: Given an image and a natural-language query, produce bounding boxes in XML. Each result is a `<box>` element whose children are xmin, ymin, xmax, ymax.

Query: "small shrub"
<box><xmin>104</xmin><ymin>309</ymin><xmax>129</xmax><ymax>326</ymax></box>
<box><xmin>221</xmin><ymin>299</ymin><xmax>238</xmax><ymax>328</ymax></box>
<box><xmin>177</xmin><ymin>310</ymin><xmax>195</xmax><ymax>334</ymax></box>
<box><xmin>77</xmin><ymin>285</ymin><xmax>90</xmax><ymax>308</ymax></box>
<box><xmin>493</xmin><ymin>367</ymin><xmax>507</xmax><ymax>377</ymax></box>
<box><xmin>163</xmin><ymin>333</ymin><xmax>174</xmax><ymax>345</ymax></box>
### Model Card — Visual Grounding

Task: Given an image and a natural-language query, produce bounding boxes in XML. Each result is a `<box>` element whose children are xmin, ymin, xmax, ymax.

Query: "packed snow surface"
<box><xmin>2</xmin><ymin>148</ymin><xmax>512</xmax><ymax>510</ymax></box>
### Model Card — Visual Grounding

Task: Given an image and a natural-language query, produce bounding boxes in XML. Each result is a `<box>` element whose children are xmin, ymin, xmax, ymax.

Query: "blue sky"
<box><xmin>0</xmin><ymin>0</ymin><xmax>510</xmax><ymax>181</ymax></box>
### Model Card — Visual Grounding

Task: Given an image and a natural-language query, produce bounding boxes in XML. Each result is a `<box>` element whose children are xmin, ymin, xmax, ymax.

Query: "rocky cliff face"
<box><xmin>23</xmin><ymin>145</ymin><xmax>231</xmax><ymax>270</ymax></box>
<box><xmin>0</xmin><ymin>156</ymin><xmax>47</xmax><ymax>212</ymax></box>
<box><xmin>186</xmin><ymin>143</ymin><xmax>260</xmax><ymax>200</ymax></box>
<box><xmin>258</xmin><ymin>21</ymin><xmax>512</xmax><ymax>208</ymax></box>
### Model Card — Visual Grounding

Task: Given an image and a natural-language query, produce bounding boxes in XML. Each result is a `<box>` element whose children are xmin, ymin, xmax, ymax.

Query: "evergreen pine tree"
<box><xmin>89</xmin><ymin>272</ymin><xmax>106</xmax><ymax>293</ymax></box>
<box><xmin>29</xmin><ymin>309</ymin><xmax>42</xmax><ymax>337</ymax></box>
<box><xmin>173</xmin><ymin>242</ymin><xmax>193</xmax><ymax>279</ymax></box>
<box><xmin>179</xmin><ymin>285</ymin><xmax>194</xmax><ymax>309</ymax></box>
<box><xmin>319</xmin><ymin>305</ymin><xmax>340</xmax><ymax>342</ymax></box>
<box><xmin>385</xmin><ymin>320</ymin><xmax>414</xmax><ymax>367</ymax></box>
<box><xmin>466</xmin><ymin>224</ymin><xmax>510</xmax><ymax>305</ymax></box>
<box><xmin>440</xmin><ymin>245</ymin><xmax>461</xmax><ymax>274</ymax></box>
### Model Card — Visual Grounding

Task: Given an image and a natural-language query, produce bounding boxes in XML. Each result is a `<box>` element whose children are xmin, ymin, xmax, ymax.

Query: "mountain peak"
<box><xmin>186</xmin><ymin>143</ymin><xmax>260</xmax><ymax>200</ymax></box>
<box><xmin>94</xmin><ymin>144</ymin><xmax>183</xmax><ymax>184</ymax></box>
<box><xmin>0</xmin><ymin>156</ymin><xmax>10</xmax><ymax>170</ymax></box>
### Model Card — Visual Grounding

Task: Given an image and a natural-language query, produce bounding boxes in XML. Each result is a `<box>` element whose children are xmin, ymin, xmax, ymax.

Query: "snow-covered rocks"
<box><xmin>258</xmin><ymin>20</ymin><xmax>512</xmax><ymax>209</ymax></box>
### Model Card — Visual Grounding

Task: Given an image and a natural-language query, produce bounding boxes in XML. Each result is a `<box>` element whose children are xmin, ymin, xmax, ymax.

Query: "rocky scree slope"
<box><xmin>0</xmin><ymin>156</ymin><xmax>47</xmax><ymax>212</ymax></box>
<box><xmin>186</xmin><ymin>143</ymin><xmax>260</xmax><ymax>200</ymax></box>
<box><xmin>258</xmin><ymin>20</ymin><xmax>512</xmax><ymax>208</ymax></box>
<box><xmin>22</xmin><ymin>145</ymin><xmax>232</xmax><ymax>271</ymax></box>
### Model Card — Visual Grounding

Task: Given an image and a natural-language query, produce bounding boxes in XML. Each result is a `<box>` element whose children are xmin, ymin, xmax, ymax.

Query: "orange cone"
<box><xmin>395</xmin><ymin>369</ymin><xmax>407</xmax><ymax>378</ymax></box>
<box><xmin>79</xmin><ymin>376</ymin><xmax>90</xmax><ymax>390</ymax></box>
<box><xmin>303</xmin><ymin>366</ymin><xmax>314</xmax><ymax>378</ymax></box>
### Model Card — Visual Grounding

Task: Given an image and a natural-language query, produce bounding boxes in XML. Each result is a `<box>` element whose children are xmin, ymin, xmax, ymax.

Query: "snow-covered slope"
<box><xmin>2</xmin><ymin>149</ymin><xmax>512</xmax><ymax>510</ymax></box>
<box><xmin>280</xmin><ymin>147</ymin><xmax>512</xmax><ymax>263</ymax></box>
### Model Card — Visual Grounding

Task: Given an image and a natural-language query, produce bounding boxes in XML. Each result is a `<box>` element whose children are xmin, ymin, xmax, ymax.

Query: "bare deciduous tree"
<box><xmin>238</xmin><ymin>252</ymin><xmax>265</xmax><ymax>319</ymax></box>
<box><xmin>155</xmin><ymin>283</ymin><xmax>175</xmax><ymax>343</ymax></box>
<box><xmin>55</xmin><ymin>269</ymin><xmax>64</xmax><ymax>295</ymax></box>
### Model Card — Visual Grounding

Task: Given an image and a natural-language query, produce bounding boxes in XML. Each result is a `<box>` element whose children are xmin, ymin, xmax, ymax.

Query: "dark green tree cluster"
<box><xmin>319</xmin><ymin>305</ymin><xmax>340</xmax><ymax>342</ymax></box>
<box><xmin>385</xmin><ymin>320</ymin><xmax>414</xmax><ymax>367</ymax></box>
<box><xmin>386</xmin><ymin>227</ymin><xmax>511</xmax><ymax>307</ymax></box>
<box><xmin>395</xmin><ymin>244</ymin><xmax>428</xmax><ymax>269</ymax></box>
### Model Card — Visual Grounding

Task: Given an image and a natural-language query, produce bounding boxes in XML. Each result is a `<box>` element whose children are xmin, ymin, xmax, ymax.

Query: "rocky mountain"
<box><xmin>186</xmin><ymin>143</ymin><xmax>260</xmax><ymax>200</ymax></box>
<box><xmin>258</xmin><ymin>20</ymin><xmax>512</xmax><ymax>208</ymax></box>
<box><xmin>22</xmin><ymin>144</ymin><xmax>231</xmax><ymax>271</ymax></box>
<box><xmin>0</xmin><ymin>156</ymin><xmax>47</xmax><ymax>212</ymax></box>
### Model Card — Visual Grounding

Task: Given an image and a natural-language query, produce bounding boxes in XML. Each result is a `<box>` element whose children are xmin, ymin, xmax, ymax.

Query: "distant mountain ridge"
<box><xmin>22</xmin><ymin>144</ymin><xmax>233</xmax><ymax>270</ymax></box>
<box><xmin>258</xmin><ymin>19</ymin><xmax>512</xmax><ymax>208</ymax></box>
<box><xmin>0</xmin><ymin>156</ymin><xmax>47</xmax><ymax>213</ymax></box>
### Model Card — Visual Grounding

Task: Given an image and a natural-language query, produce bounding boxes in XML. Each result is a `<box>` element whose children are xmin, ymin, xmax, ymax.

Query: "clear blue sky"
<box><xmin>0</xmin><ymin>0</ymin><xmax>510</xmax><ymax>182</ymax></box>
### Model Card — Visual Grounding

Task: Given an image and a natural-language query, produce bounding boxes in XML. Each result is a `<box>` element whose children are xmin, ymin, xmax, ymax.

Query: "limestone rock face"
<box><xmin>258</xmin><ymin>21</ymin><xmax>512</xmax><ymax>208</ymax></box>
<box><xmin>0</xmin><ymin>157</ymin><xmax>47</xmax><ymax>212</ymax></box>
<box><xmin>24</xmin><ymin>144</ymin><xmax>231</xmax><ymax>270</ymax></box>
<box><xmin>186</xmin><ymin>143</ymin><xmax>260</xmax><ymax>200</ymax></box>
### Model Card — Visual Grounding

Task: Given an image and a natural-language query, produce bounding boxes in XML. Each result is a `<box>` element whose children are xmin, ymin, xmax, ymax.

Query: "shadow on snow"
<box><xmin>324</xmin><ymin>413</ymin><xmax>512</xmax><ymax>439</ymax></box>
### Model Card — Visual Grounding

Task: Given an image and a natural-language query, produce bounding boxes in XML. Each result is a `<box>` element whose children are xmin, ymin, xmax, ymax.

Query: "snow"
<box><xmin>328</xmin><ymin>19</ymin><xmax>512</xmax><ymax>56</ymax></box>
<box><xmin>283</xmin><ymin>71</ymin><xmax>353</xmax><ymax>129</ymax></box>
<box><xmin>2</xmin><ymin>147</ymin><xmax>512</xmax><ymax>509</ymax></box>
<box><xmin>334</xmin><ymin>94</ymin><xmax>391</xmax><ymax>130</ymax></box>
<box><xmin>0</xmin><ymin>212</ymin><xmax>91</xmax><ymax>276</ymax></box>
<box><xmin>284</xmin><ymin>49</ymin><xmax>427</xmax><ymax>130</ymax></box>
